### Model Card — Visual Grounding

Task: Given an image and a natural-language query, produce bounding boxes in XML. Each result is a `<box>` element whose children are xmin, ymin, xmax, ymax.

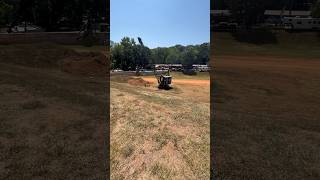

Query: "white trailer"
<box><xmin>283</xmin><ymin>17</ymin><xmax>320</xmax><ymax>30</ymax></box>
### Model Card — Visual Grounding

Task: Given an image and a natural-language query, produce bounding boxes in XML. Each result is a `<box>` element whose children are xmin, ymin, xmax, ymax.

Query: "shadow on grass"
<box><xmin>231</xmin><ymin>29</ymin><xmax>278</xmax><ymax>45</ymax></box>
<box><xmin>158</xmin><ymin>86</ymin><xmax>173</xmax><ymax>91</ymax></box>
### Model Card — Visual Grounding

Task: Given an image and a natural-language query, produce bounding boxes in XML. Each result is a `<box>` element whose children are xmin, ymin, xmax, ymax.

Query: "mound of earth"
<box><xmin>128</xmin><ymin>77</ymin><xmax>152</xmax><ymax>86</ymax></box>
<box><xmin>0</xmin><ymin>44</ymin><xmax>109</xmax><ymax>77</ymax></box>
<box><xmin>61</xmin><ymin>52</ymin><xmax>108</xmax><ymax>77</ymax></box>
<box><xmin>0</xmin><ymin>43</ymin><xmax>78</xmax><ymax>68</ymax></box>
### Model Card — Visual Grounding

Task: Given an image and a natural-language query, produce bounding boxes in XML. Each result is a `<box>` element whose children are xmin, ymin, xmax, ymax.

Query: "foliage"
<box><xmin>0</xmin><ymin>1</ymin><xmax>13</xmax><ymax>26</ymax></box>
<box><xmin>151</xmin><ymin>43</ymin><xmax>209</xmax><ymax>66</ymax></box>
<box><xmin>311</xmin><ymin>1</ymin><xmax>320</xmax><ymax>18</ymax></box>
<box><xmin>111</xmin><ymin>37</ymin><xmax>151</xmax><ymax>71</ymax></box>
<box><xmin>1</xmin><ymin>0</ymin><xmax>106</xmax><ymax>31</ymax></box>
<box><xmin>111</xmin><ymin>37</ymin><xmax>210</xmax><ymax>70</ymax></box>
<box><xmin>225</xmin><ymin>0</ymin><xmax>266</xmax><ymax>28</ymax></box>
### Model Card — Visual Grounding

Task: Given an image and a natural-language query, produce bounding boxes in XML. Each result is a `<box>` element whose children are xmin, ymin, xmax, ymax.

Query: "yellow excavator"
<box><xmin>154</xmin><ymin>66</ymin><xmax>172</xmax><ymax>89</ymax></box>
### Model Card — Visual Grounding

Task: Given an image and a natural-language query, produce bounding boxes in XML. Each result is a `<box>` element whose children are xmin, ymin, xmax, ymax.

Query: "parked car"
<box><xmin>112</xmin><ymin>68</ymin><xmax>123</xmax><ymax>72</ymax></box>
<box><xmin>282</xmin><ymin>17</ymin><xmax>320</xmax><ymax>30</ymax></box>
<box><xmin>11</xmin><ymin>23</ymin><xmax>43</xmax><ymax>33</ymax></box>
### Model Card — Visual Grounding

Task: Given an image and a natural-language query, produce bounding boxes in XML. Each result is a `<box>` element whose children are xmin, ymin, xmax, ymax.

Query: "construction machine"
<box><xmin>154</xmin><ymin>66</ymin><xmax>172</xmax><ymax>89</ymax></box>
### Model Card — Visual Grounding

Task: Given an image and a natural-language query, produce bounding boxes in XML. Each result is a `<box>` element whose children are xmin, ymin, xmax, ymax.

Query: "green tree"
<box><xmin>111</xmin><ymin>36</ymin><xmax>210</xmax><ymax>70</ymax></box>
<box><xmin>226</xmin><ymin>0</ymin><xmax>266</xmax><ymax>29</ymax></box>
<box><xmin>181</xmin><ymin>46</ymin><xmax>198</xmax><ymax>67</ymax></box>
<box><xmin>312</xmin><ymin>1</ymin><xmax>320</xmax><ymax>18</ymax></box>
<box><xmin>151</xmin><ymin>48</ymin><xmax>169</xmax><ymax>64</ymax></box>
<box><xmin>3</xmin><ymin>0</ymin><xmax>106</xmax><ymax>31</ymax></box>
<box><xmin>198</xmin><ymin>43</ymin><xmax>210</xmax><ymax>65</ymax></box>
<box><xmin>166</xmin><ymin>47</ymin><xmax>181</xmax><ymax>64</ymax></box>
<box><xmin>135</xmin><ymin>37</ymin><xmax>151</xmax><ymax>68</ymax></box>
<box><xmin>0</xmin><ymin>1</ymin><xmax>13</xmax><ymax>27</ymax></box>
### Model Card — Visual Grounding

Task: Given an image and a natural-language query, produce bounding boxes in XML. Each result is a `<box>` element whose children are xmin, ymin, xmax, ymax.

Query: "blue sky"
<box><xmin>111</xmin><ymin>0</ymin><xmax>210</xmax><ymax>48</ymax></box>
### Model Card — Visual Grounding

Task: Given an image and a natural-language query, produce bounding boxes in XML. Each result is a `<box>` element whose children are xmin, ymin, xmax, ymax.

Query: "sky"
<box><xmin>110</xmin><ymin>0</ymin><xmax>210</xmax><ymax>48</ymax></box>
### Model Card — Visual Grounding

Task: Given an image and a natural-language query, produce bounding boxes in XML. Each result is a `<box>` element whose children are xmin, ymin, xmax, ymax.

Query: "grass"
<box><xmin>0</xmin><ymin>43</ymin><xmax>107</xmax><ymax>179</ymax></box>
<box><xmin>152</xmin><ymin>128</ymin><xmax>179</xmax><ymax>150</ymax></box>
<box><xmin>150</xmin><ymin>163</ymin><xmax>175</xmax><ymax>179</ymax></box>
<box><xmin>212</xmin><ymin>31</ymin><xmax>320</xmax><ymax>59</ymax></box>
<box><xmin>62</xmin><ymin>45</ymin><xmax>107</xmax><ymax>54</ymax></box>
<box><xmin>121</xmin><ymin>146</ymin><xmax>134</xmax><ymax>158</ymax></box>
<box><xmin>213</xmin><ymin>40</ymin><xmax>320</xmax><ymax>179</ymax></box>
<box><xmin>111</xmin><ymin>74</ymin><xmax>210</xmax><ymax>179</ymax></box>
<box><xmin>21</xmin><ymin>100</ymin><xmax>46</xmax><ymax>110</ymax></box>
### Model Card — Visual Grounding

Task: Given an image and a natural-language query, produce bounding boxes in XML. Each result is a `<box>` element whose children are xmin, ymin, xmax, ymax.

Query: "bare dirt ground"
<box><xmin>142</xmin><ymin>77</ymin><xmax>210</xmax><ymax>86</ymax></box>
<box><xmin>110</xmin><ymin>74</ymin><xmax>210</xmax><ymax>179</ymax></box>
<box><xmin>0</xmin><ymin>44</ymin><xmax>107</xmax><ymax>179</ymax></box>
<box><xmin>213</xmin><ymin>55</ymin><xmax>320</xmax><ymax>179</ymax></box>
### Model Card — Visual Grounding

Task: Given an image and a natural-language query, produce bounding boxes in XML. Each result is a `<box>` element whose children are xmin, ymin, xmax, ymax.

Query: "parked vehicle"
<box><xmin>282</xmin><ymin>17</ymin><xmax>320</xmax><ymax>30</ymax></box>
<box><xmin>11</xmin><ymin>23</ymin><xmax>43</xmax><ymax>33</ymax></box>
<box><xmin>112</xmin><ymin>68</ymin><xmax>123</xmax><ymax>72</ymax></box>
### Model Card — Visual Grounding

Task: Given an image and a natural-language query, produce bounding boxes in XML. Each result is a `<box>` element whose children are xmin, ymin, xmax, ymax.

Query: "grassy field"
<box><xmin>0</xmin><ymin>44</ymin><xmax>107</xmax><ymax>179</ymax></box>
<box><xmin>213</xmin><ymin>31</ymin><xmax>320</xmax><ymax>59</ymax></box>
<box><xmin>62</xmin><ymin>45</ymin><xmax>107</xmax><ymax>54</ymax></box>
<box><xmin>212</xmin><ymin>32</ymin><xmax>320</xmax><ymax>179</ymax></box>
<box><xmin>110</xmin><ymin>74</ymin><xmax>210</xmax><ymax>179</ymax></box>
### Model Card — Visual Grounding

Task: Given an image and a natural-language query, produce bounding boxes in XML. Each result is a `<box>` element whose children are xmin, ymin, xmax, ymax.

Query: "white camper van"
<box><xmin>283</xmin><ymin>17</ymin><xmax>320</xmax><ymax>30</ymax></box>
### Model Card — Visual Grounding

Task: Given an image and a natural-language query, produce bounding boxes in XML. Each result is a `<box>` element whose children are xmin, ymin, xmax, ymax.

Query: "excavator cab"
<box><xmin>154</xmin><ymin>66</ymin><xmax>172</xmax><ymax>89</ymax></box>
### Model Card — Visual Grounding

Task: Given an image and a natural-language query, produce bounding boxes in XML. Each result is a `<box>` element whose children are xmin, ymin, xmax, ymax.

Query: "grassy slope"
<box><xmin>110</xmin><ymin>76</ymin><xmax>210</xmax><ymax>179</ymax></box>
<box><xmin>61</xmin><ymin>45</ymin><xmax>107</xmax><ymax>54</ymax></box>
<box><xmin>212</xmin><ymin>32</ymin><xmax>320</xmax><ymax>179</ymax></box>
<box><xmin>0</xmin><ymin>44</ymin><xmax>107</xmax><ymax>179</ymax></box>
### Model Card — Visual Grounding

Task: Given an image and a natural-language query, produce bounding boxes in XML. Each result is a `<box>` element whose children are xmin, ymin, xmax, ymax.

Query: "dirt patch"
<box><xmin>61</xmin><ymin>52</ymin><xmax>108</xmax><ymax>77</ymax></box>
<box><xmin>0</xmin><ymin>44</ymin><xmax>109</xmax><ymax>77</ymax></box>
<box><xmin>128</xmin><ymin>77</ymin><xmax>152</xmax><ymax>87</ymax></box>
<box><xmin>142</xmin><ymin>77</ymin><xmax>209</xmax><ymax>86</ymax></box>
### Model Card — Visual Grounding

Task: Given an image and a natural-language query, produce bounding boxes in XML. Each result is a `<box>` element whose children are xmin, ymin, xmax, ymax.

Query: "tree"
<box><xmin>226</xmin><ymin>0</ymin><xmax>266</xmax><ymax>29</ymax></box>
<box><xmin>198</xmin><ymin>43</ymin><xmax>210</xmax><ymax>65</ymax></box>
<box><xmin>166</xmin><ymin>48</ymin><xmax>181</xmax><ymax>64</ymax></box>
<box><xmin>136</xmin><ymin>37</ymin><xmax>150</xmax><ymax>67</ymax></box>
<box><xmin>1</xmin><ymin>0</ymin><xmax>106</xmax><ymax>32</ymax></box>
<box><xmin>151</xmin><ymin>48</ymin><xmax>169</xmax><ymax>64</ymax></box>
<box><xmin>312</xmin><ymin>1</ymin><xmax>320</xmax><ymax>18</ymax></box>
<box><xmin>111</xmin><ymin>36</ymin><xmax>210</xmax><ymax>70</ymax></box>
<box><xmin>181</xmin><ymin>46</ymin><xmax>198</xmax><ymax>67</ymax></box>
<box><xmin>111</xmin><ymin>37</ymin><xmax>152</xmax><ymax>71</ymax></box>
<box><xmin>0</xmin><ymin>1</ymin><xmax>13</xmax><ymax>27</ymax></box>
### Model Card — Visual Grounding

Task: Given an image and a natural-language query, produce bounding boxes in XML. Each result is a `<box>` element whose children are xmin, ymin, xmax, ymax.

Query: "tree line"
<box><xmin>213</xmin><ymin>0</ymin><xmax>318</xmax><ymax>11</ymax></box>
<box><xmin>212</xmin><ymin>0</ymin><xmax>320</xmax><ymax>28</ymax></box>
<box><xmin>0</xmin><ymin>0</ymin><xmax>106</xmax><ymax>31</ymax></box>
<box><xmin>111</xmin><ymin>37</ymin><xmax>210</xmax><ymax>71</ymax></box>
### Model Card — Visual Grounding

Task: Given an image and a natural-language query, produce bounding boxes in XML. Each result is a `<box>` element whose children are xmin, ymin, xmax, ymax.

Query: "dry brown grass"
<box><xmin>0</xmin><ymin>44</ymin><xmax>107</xmax><ymax>179</ymax></box>
<box><xmin>110</xmin><ymin>74</ymin><xmax>210</xmax><ymax>179</ymax></box>
<box><xmin>213</xmin><ymin>55</ymin><xmax>320</xmax><ymax>179</ymax></box>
